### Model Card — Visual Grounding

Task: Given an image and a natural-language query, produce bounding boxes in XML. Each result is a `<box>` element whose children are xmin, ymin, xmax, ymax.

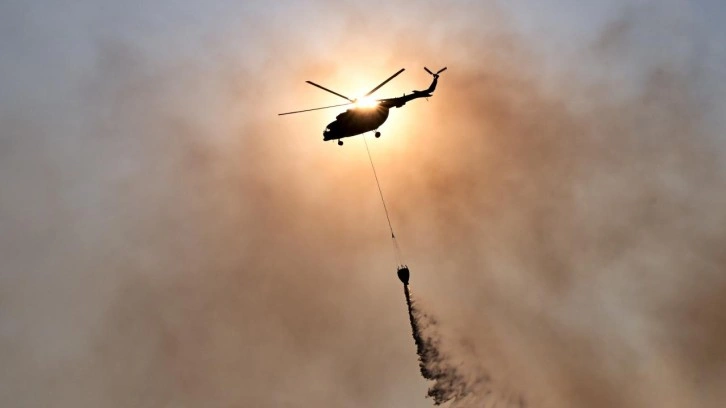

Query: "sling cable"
<box><xmin>362</xmin><ymin>135</ymin><xmax>410</xmax><ymax>285</ymax></box>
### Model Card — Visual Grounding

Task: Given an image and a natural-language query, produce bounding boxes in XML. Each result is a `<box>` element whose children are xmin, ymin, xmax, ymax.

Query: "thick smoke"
<box><xmin>2</xmin><ymin>1</ymin><xmax>726</xmax><ymax>407</ymax></box>
<box><xmin>404</xmin><ymin>283</ymin><xmax>477</xmax><ymax>405</ymax></box>
<box><xmin>406</xmin><ymin>283</ymin><xmax>465</xmax><ymax>404</ymax></box>
<box><xmin>402</xmin><ymin>278</ymin><xmax>526</xmax><ymax>407</ymax></box>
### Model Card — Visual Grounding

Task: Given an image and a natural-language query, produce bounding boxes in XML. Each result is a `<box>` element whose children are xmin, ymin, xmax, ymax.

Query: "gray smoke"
<box><xmin>2</xmin><ymin>1</ymin><xmax>726</xmax><ymax>407</ymax></box>
<box><xmin>405</xmin><ymin>283</ymin><xmax>471</xmax><ymax>405</ymax></box>
<box><xmin>403</xmin><ymin>280</ymin><xmax>527</xmax><ymax>407</ymax></box>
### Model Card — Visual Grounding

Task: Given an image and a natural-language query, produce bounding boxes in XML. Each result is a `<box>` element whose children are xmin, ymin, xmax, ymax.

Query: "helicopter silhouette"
<box><xmin>279</xmin><ymin>67</ymin><xmax>447</xmax><ymax>145</ymax></box>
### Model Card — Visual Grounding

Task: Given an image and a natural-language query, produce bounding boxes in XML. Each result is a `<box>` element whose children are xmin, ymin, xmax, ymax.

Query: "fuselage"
<box><xmin>322</xmin><ymin>74</ymin><xmax>438</xmax><ymax>142</ymax></box>
<box><xmin>323</xmin><ymin>105</ymin><xmax>390</xmax><ymax>141</ymax></box>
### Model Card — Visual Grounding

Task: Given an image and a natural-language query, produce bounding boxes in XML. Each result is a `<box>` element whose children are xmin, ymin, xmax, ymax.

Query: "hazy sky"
<box><xmin>2</xmin><ymin>1</ymin><xmax>726</xmax><ymax>407</ymax></box>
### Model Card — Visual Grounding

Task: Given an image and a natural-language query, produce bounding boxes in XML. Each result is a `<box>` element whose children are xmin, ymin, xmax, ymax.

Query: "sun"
<box><xmin>354</xmin><ymin>95</ymin><xmax>379</xmax><ymax>109</ymax></box>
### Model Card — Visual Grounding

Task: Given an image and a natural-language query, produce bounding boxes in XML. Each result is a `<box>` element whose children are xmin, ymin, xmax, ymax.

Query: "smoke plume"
<box><xmin>2</xmin><ymin>1</ymin><xmax>726</xmax><ymax>407</ymax></box>
<box><xmin>403</xmin><ymin>280</ymin><xmax>526</xmax><ymax>407</ymax></box>
<box><xmin>404</xmin><ymin>283</ymin><xmax>472</xmax><ymax>405</ymax></box>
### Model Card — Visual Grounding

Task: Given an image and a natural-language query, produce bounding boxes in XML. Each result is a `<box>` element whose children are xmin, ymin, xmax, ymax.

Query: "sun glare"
<box><xmin>354</xmin><ymin>95</ymin><xmax>378</xmax><ymax>109</ymax></box>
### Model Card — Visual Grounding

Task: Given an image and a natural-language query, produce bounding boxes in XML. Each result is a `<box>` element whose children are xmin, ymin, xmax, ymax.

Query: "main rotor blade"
<box><xmin>278</xmin><ymin>102</ymin><xmax>352</xmax><ymax>116</ymax></box>
<box><xmin>424</xmin><ymin>67</ymin><xmax>434</xmax><ymax>75</ymax></box>
<box><xmin>437</xmin><ymin>67</ymin><xmax>447</xmax><ymax>74</ymax></box>
<box><xmin>364</xmin><ymin>68</ymin><xmax>405</xmax><ymax>97</ymax></box>
<box><xmin>305</xmin><ymin>81</ymin><xmax>353</xmax><ymax>102</ymax></box>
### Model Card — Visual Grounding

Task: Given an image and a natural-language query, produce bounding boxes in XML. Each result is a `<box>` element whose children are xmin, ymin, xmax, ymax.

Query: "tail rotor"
<box><xmin>424</xmin><ymin>67</ymin><xmax>447</xmax><ymax>78</ymax></box>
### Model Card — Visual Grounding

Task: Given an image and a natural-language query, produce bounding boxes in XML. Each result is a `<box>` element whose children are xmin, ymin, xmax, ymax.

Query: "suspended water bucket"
<box><xmin>397</xmin><ymin>265</ymin><xmax>410</xmax><ymax>285</ymax></box>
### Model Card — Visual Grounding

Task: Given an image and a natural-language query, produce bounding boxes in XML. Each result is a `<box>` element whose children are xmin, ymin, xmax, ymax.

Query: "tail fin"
<box><xmin>422</xmin><ymin>67</ymin><xmax>446</xmax><ymax>94</ymax></box>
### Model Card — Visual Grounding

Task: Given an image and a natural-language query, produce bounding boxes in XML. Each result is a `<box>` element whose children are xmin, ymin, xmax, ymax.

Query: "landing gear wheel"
<box><xmin>374</xmin><ymin>131</ymin><xmax>381</xmax><ymax>138</ymax></box>
<box><xmin>337</xmin><ymin>140</ymin><xmax>343</xmax><ymax>146</ymax></box>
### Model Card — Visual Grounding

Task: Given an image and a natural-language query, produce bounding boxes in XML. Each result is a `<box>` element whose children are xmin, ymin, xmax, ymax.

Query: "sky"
<box><xmin>2</xmin><ymin>1</ymin><xmax>726</xmax><ymax>407</ymax></box>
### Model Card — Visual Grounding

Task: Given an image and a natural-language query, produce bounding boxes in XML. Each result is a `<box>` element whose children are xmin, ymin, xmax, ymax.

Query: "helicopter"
<box><xmin>279</xmin><ymin>67</ymin><xmax>447</xmax><ymax>145</ymax></box>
